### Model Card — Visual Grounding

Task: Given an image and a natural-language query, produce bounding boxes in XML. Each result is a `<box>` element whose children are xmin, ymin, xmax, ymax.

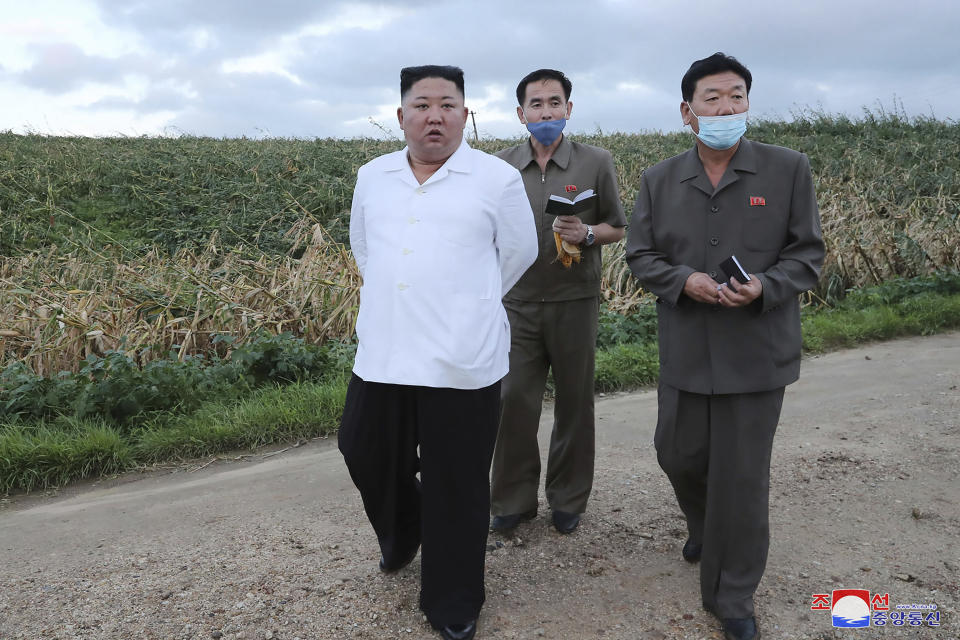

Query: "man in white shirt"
<box><xmin>338</xmin><ymin>65</ymin><xmax>538</xmax><ymax>640</ymax></box>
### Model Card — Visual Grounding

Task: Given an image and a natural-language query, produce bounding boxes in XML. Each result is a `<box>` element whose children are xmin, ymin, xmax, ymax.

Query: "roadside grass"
<box><xmin>802</xmin><ymin>292</ymin><xmax>960</xmax><ymax>352</ymax></box>
<box><xmin>3</xmin><ymin>273</ymin><xmax>957</xmax><ymax>494</ymax></box>
<box><xmin>0</xmin><ymin>420</ymin><xmax>132</xmax><ymax>493</ymax></box>
<box><xmin>594</xmin><ymin>342</ymin><xmax>660</xmax><ymax>392</ymax></box>
<box><xmin>802</xmin><ymin>269</ymin><xmax>960</xmax><ymax>352</ymax></box>
<box><xmin>134</xmin><ymin>378</ymin><xmax>346</xmax><ymax>464</ymax></box>
<box><xmin>1</xmin><ymin>379</ymin><xmax>346</xmax><ymax>494</ymax></box>
<box><xmin>592</xmin><ymin>291</ymin><xmax>960</xmax><ymax>393</ymax></box>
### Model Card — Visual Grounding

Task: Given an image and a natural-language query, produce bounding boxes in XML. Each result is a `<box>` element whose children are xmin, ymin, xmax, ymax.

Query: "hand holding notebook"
<box><xmin>718</xmin><ymin>255</ymin><xmax>751</xmax><ymax>293</ymax></box>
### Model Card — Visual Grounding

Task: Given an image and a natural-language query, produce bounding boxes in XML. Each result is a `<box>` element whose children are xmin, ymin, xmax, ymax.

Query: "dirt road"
<box><xmin>1</xmin><ymin>333</ymin><xmax>957</xmax><ymax>639</ymax></box>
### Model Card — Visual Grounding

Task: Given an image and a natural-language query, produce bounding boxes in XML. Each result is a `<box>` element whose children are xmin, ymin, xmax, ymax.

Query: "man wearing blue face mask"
<box><xmin>491</xmin><ymin>69</ymin><xmax>627</xmax><ymax>536</ymax></box>
<box><xmin>626</xmin><ymin>53</ymin><xmax>824</xmax><ymax>640</ymax></box>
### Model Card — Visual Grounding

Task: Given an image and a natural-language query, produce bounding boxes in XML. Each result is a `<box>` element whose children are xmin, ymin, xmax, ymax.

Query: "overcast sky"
<box><xmin>1</xmin><ymin>0</ymin><xmax>958</xmax><ymax>140</ymax></box>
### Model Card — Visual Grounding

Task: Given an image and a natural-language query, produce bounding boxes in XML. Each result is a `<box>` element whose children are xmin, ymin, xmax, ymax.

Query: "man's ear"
<box><xmin>565</xmin><ymin>100</ymin><xmax>573</xmax><ymax>119</ymax></box>
<box><xmin>516</xmin><ymin>105</ymin><xmax>526</xmax><ymax>125</ymax></box>
<box><xmin>680</xmin><ymin>101</ymin><xmax>692</xmax><ymax>126</ymax></box>
<box><xmin>397</xmin><ymin>106</ymin><xmax>404</xmax><ymax>130</ymax></box>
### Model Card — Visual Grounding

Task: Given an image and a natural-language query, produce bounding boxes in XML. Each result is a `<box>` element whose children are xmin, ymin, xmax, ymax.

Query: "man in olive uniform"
<box><xmin>491</xmin><ymin>69</ymin><xmax>627</xmax><ymax>535</ymax></box>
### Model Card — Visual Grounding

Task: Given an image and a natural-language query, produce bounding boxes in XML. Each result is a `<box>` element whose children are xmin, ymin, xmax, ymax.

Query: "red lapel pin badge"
<box><xmin>565</xmin><ymin>184</ymin><xmax>577</xmax><ymax>192</ymax></box>
<box><xmin>750</xmin><ymin>196</ymin><xmax>766</xmax><ymax>206</ymax></box>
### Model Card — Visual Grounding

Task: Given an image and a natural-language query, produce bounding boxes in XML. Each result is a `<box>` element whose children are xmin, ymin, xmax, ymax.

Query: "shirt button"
<box><xmin>402</xmin><ymin>248</ymin><xmax>414</xmax><ymax>255</ymax></box>
<box><xmin>709</xmin><ymin>270</ymin><xmax>717</xmax><ymax>278</ymax></box>
<box><xmin>408</xmin><ymin>217</ymin><xmax>418</xmax><ymax>224</ymax></box>
<box><xmin>416</xmin><ymin>188</ymin><xmax>426</xmax><ymax>195</ymax></box>
<box><xmin>397</xmin><ymin>283</ymin><xmax>409</xmax><ymax>291</ymax></box>
<box><xmin>711</xmin><ymin>205</ymin><xmax>719</xmax><ymax>213</ymax></box>
<box><xmin>710</xmin><ymin>237</ymin><xmax>719</xmax><ymax>246</ymax></box>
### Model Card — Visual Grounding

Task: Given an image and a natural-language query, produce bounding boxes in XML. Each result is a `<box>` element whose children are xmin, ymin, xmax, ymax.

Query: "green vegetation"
<box><xmin>2</xmin><ymin>114</ymin><xmax>959</xmax><ymax>493</ymax></box>
<box><xmin>4</xmin><ymin>112</ymin><xmax>959</xmax><ymax>297</ymax></box>
<box><xmin>0</xmin><ymin>134</ymin><xmax>401</xmax><ymax>255</ymax></box>
<box><xmin>0</xmin><ymin>332</ymin><xmax>338</xmax><ymax>425</ymax></box>
<box><xmin>594</xmin><ymin>341</ymin><xmax>660</xmax><ymax>392</ymax></box>
<box><xmin>0</xmin><ymin>332</ymin><xmax>352</xmax><ymax>493</ymax></box>
<box><xmin>133</xmin><ymin>379</ymin><xmax>346</xmax><ymax>464</ymax></box>
<box><xmin>801</xmin><ymin>271</ymin><xmax>960</xmax><ymax>352</ymax></box>
<box><xmin>0</xmin><ymin>379</ymin><xmax>346</xmax><ymax>493</ymax></box>
<box><xmin>3</xmin><ymin>272</ymin><xmax>957</xmax><ymax>494</ymax></box>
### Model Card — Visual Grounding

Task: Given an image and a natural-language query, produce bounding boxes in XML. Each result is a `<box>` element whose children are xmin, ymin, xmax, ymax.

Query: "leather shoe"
<box><xmin>378</xmin><ymin>545</ymin><xmax>419</xmax><ymax>574</ymax></box>
<box><xmin>682</xmin><ymin>538</ymin><xmax>702</xmax><ymax>563</ymax></box>
<box><xmin>490</xmin><ymin>509</ymin><xmax>536</xmax><ymax>533</ymax></box>
<box><xmin>438</xmin><ymin>619</ymin><xmax>477</xmax><ymax>640</ymax></box>
<box><xmin>551</xmin><ymin>510</ymin><xmax>581</xmax><ymax>534</ymax></box>
<box><xmin>722</xmin><ymin>616</ymin><xmax>759</xmax><ymax>640</ymax></box>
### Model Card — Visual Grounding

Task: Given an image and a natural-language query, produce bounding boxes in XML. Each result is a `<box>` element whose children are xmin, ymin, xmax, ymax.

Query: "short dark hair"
<box><xmin>680</xmin><ymin>53</ymin><xmax>752</xmax><ymax>102</ymax></box>
<box><xmin>516</xmin><ymin>69</ymin><xmax>572</xmax><ymax>105</ymax></box>
<box><xmin>400</xmin><ymin>65</ymin><xmax>465</xmax><ymax>99</ymax></box>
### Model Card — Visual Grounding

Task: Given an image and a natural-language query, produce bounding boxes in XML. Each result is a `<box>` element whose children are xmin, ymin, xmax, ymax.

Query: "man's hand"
<box><xmin>552</xmin><ymin>215</ymin><xmax>587</xmax><ymax>244</ymax></box>
<box><xmin>683</xmin><ymin>272</ymin><xmax>722</xmax><ymax>304</ymax></box>
<box><xmin>718</xmin><ymin>274</ymin><xmax>762</xmax><ymax>307</ymax></box>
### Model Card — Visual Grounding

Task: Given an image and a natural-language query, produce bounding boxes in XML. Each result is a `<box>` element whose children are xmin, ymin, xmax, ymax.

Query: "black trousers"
<box><xmin>338</xmin><ymin>374</ymin><xmax>500</xmax><ymax>628</ymax></box>
<box><xmin>655</xmin><ymin>383</ymin><xmax>785</xmax><ymax>619</ymax></box>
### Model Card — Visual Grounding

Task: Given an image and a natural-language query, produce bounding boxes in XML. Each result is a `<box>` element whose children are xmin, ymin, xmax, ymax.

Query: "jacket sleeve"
<box><xmin>755</xmin><ymin>153</ymin><xmax>825</xmax><ymax>311</ymax></box>
<box><xmin>625</xmin><ymin>171</ymin><xmax>695</xmax><ymax>305</ymax></box>
<box><xmin>496</xmin><ymin>171</ymin><xmax>539</xmax><ymax>297</ymax></box>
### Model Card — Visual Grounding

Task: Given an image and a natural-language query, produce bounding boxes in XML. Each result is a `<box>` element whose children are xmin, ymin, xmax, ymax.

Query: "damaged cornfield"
<box><xmin>3</xmin><ymin>113</ymin><xmax>958</xmax><ymax>372</ymax></box>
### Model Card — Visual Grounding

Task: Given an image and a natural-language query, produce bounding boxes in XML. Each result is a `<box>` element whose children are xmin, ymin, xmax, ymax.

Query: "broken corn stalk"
<box><xmin>554</xmin><ymin>231</ymin><xmax>581</xmax><ymax>268</ymax></box>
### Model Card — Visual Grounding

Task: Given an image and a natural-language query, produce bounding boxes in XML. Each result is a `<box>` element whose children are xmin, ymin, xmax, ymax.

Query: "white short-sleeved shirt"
<box><xmin>349</xmin><ymin>140</ymin><xmax>538</xmax><ymax>389</ymax></box>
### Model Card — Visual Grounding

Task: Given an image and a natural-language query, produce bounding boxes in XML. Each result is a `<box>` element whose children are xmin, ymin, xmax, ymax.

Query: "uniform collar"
<box><xmin>514</xmin><ymin>133</ymin><xmax>572</xmax><ymax>171</ymax></box>
<box><xmin>680</xmin><ymin>137</ymin><xmax>758</xmax><ymax>195</ymax></box>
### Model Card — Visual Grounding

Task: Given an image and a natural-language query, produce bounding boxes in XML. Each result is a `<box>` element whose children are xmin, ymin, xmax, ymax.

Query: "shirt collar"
<box><xmin>514</xmin><ymin>133</ymin><xmax>572</xmax><ymax>170</ymax></box>
<box><xmin>383</xmin><ymin>139</ymin><xmax>473</xmax><ymax>185</ymax></box>
<box><xmin>443</xmin><ymin>139</ymin><xmax>474</xmax><ymax>174</ymax></box>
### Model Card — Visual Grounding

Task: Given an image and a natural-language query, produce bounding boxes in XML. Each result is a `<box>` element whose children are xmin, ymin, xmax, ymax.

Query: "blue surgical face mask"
<box><xmin>526</xmin><ymin>118</ymin><xmax>566</xmax><ymax>146</ymax></box>
<box><xmin>687</xmin><ymin>104</ymin><xmax>748</xmax><ymax>150</ymax></box>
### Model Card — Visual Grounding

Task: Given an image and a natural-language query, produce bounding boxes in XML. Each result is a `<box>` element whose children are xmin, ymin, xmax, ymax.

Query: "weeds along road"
<box><xmin>1</xmin><ymin>332</ymin><xmax>958</xmax><ymax>639</ymax></box>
